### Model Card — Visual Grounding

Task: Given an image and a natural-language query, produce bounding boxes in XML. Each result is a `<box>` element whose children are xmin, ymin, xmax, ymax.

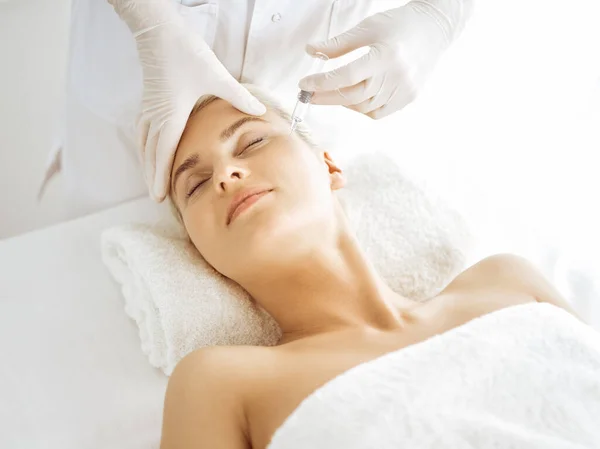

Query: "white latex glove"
<box><xmin>299</xmin><ymin>0</ymin><xmax>473</xmax><ymax>119</ymax></box>
<box><xmin>107</xmin><ymin>0</ymin><xmax>266</xmax><ymax>201</ymax></box>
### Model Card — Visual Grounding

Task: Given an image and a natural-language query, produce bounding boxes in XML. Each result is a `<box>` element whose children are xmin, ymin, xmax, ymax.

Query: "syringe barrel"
<box><xmin>290</xmin><ymin>52</ymin><xmax>329</xmax><ymax>130</ymax></box>
<box><xmin>291</xmin><ymin>97</ymin><xmax>311</xmax><ymax>119</ymax></box>
<box><xmin>296</xmin><ymin>52</ymin><xmax>329</xmax><ymax>105</ymax></box>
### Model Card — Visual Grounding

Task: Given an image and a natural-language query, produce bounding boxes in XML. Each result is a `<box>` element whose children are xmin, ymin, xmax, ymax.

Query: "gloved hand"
<box><xmin>299</xmin><ymin>0</ymin><xmax>472</xmax><ymax>119</ymax></box>
<box><xmin>107</xmin><ymin>0</ymin><xmax>266</xmax><ymax>201</ymax></box>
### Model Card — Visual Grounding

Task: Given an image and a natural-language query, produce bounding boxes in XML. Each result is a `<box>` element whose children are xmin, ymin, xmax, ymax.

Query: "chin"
<box><xmin>246</xmin><ymin>214</ymin><xmax>291</xmax><ymax>247</ymax></box>
<box><xmin>236</xmin><ymin>198</ymin><xmax>329</xmax><ymax>261</ymax></box>
<box><xmin>238</xmin><ymin>215</ymin><xmax>300</xmax><ymax>261</ymax></box>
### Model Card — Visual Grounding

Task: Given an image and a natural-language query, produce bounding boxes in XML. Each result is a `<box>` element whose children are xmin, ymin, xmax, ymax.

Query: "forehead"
<box><xmin>173</xmin><ymin>98</ymin><xmax>286</xmax><ymax>164</ymax></box>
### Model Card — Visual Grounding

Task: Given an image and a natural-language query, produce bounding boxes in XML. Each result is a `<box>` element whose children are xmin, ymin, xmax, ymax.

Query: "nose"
<box><xmin>215</xmin><ymin>163</ymin><xmax>248</xmax><ymax>193</ymax></box>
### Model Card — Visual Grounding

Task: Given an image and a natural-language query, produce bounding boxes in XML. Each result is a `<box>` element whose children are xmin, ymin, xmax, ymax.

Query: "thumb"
<box><xmin>306</xmin><ymin>19</ymin><xmax>374</xmax><ymax>60</ymax></box>
<box><xmin>220</xmin><ymin>82</ymin><xmax>266</xmax><ymax>116</ymax></box>
<box><xmin>150</xmin><ymin>112</ymin><xmax>188</xmax><ymax>202</ymax></box>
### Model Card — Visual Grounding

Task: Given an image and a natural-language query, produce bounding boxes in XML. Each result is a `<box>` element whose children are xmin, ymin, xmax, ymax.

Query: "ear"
<box><xmin>323</xmin><ymin>151</ymin><xmax>345</xmax><ymax>190</ymax></box>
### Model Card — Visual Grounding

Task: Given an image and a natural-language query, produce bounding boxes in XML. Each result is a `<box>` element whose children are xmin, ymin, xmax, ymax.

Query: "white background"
<box><xmin>0</xmin><ymin>0</ymin><xmax>71</xmax><ymax>238</ymax></box>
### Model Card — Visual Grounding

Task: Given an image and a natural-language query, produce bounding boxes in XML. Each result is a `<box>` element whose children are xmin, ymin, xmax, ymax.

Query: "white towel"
<box><xmin>267</xmin><ymin>303</ymin><xmax>600</xmax><ymax>449</ymax></box>
<box><xmin>101</xmin><ymin>152</ymin><xmax>473</xmax><ymax>374</ymax></box>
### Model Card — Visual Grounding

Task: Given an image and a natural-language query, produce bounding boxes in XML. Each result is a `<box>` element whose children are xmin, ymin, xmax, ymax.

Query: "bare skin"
<box><xmin>160</xmin><ymin>254</ymin><xmax>583</xmax><ymax>449</ymax></box>
<box><xmin>160</xmin><ymin>93</ymin><xmax>584</xmax><ymax>449</ymax></box>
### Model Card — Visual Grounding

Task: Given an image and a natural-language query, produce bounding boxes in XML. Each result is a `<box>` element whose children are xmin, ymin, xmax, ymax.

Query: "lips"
<box><xmin>226</xmin><ymin>187</ymin><xmax>272</xmax><ymax>226</ymax></box>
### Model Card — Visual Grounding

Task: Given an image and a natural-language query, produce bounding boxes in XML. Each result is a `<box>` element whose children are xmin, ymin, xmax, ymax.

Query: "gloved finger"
<box><xmin>138</xmin><ymin>126</ymin><xmax>155</xmax><ymax>190</ymax></box>
<box><xmin>152</xmin><ymin>108</ymin><xmax>194</xmax><ymax>201</ymax></box>
<box><xmin>299</xmin><ymin>49</ymin><xmax>377</xmax><ymax>92</ymax></box>
<box><xmin>142</xmin><ymin>122</ymin><xmax>159</xmax><ymax>199</ymax></box>
<box><xmin>137</xmin><ymin>115</ymin><xmax>151</xmax><ymax>162</ymax></box>
<box><xmin>215</xmin><ymin>79</ymin><xmax>266</xmax><ymax>116</ymax></box>
<box><xmin>347</xmin><ymin>96</ymin><xmax>378</xmax><ymax>114</ymax></box>
<box><xmin>305</xmin><ymin>14</ymin><xmax>376</xmax><ymax>60</ymax></box>
<box><xmin>366</xmin><ymin>103</ymin><xmax>396</xmax><ymax>120</ymax></box>
<box><xmin>348</xmin><ymin>75</ymin><xmax>391</xmax><ymax>114</ymax></box>
<box><xmin>310</xmin><ymin>80</ymin><xmax>371</xmax><ymax>106</ymax></box>
<box><xmin>191</xmin><ymin>49</ymin><xmax>265</xmax><ymax>116</ymax></box>
<box><xmin>367</xmin><ymin>84</ymin><xmax>417</xmax><ymax>120</ymax></box>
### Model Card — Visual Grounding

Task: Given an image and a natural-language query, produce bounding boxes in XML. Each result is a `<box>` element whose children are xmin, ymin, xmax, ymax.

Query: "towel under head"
<box><xmin>101</xmin><ymin>152</ymin><xmax>473</xmax><ymax>374</ymax></box>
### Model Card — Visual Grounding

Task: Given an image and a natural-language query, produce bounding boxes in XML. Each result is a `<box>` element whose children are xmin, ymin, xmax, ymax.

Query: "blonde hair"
<box><xmin>169</xmin><ymin>84</ymin><xmax>320</xmax><ymax>221</ymax></box>
<box><xmin>190</xmin><ymin>84</ymin><xmax>318</xmax><ymax>147</ymax></box>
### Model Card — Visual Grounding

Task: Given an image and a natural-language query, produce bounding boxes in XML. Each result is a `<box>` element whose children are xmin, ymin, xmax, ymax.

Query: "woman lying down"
<box><xmin>161</xmin><ymin>85</ymin><xmax>600</xmax><ymax>449</ymax></box>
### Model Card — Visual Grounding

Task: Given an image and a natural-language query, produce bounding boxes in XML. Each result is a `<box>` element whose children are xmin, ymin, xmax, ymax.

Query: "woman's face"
<box><xmin>170</xmin><ymin>98</ymin><xmax>344</xmax><ymax>282</ymax></box>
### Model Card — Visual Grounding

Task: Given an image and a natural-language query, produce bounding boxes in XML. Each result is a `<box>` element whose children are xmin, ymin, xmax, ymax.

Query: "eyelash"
<box><xmin>186</xmin><ymin>179</ymin><xmax>207</xmax><ymax>198</ymax></box>
<box><xmin>185</xmin><ymin>137</ymin><xmax>265</xmax><ymax>198</ymax></box>
<box><xmin>241</xmin><ymin>137</ymin><xmax>264</xmax><ymax>153</ymax></box>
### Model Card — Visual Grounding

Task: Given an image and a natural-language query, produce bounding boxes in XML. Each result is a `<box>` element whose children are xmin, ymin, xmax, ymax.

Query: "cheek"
<box><xmin>288</xmin><ymin>150</ymin><xmax>330</xmax><ymax>197</ymax></box>
<box><xmin>264</xmin><ymin>143</ymin><xmax>327</xmax><ymax>190</ymax></box>
<box><xmin>183</xmin><ymin>199</ymin><xmax>221</xmax><ymax>256</ymax></box>
<box><xmin>271</xmin><ymin>149</ymin><xmax>333</xmax><ymax>221</ymax></box>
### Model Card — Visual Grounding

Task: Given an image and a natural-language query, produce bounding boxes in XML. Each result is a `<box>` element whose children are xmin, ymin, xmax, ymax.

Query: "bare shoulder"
<box><xmin>444</xmin><ymin>253</ymin><xmax>584</xmax><ymax>322</ymax></box>
<box><xmin>447</xmin><ymin>253</ymin><xmax>540</xmax><ymax>290</ymax></box>
<box><xmin>169</xmin><ymin>344</ymin><xmax>266</xmax><ymax>381</ymax></box>
<box><xmin>160</xmin><ymin>345</ymin><xmax>272</xmax><ymax>449</ymax></box>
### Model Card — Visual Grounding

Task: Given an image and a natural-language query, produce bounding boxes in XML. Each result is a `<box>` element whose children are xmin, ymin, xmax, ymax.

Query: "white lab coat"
<box><xmin>43</xmin><ymin>0</ymin><xmax>404</xmax><ymax>217</ymax></box>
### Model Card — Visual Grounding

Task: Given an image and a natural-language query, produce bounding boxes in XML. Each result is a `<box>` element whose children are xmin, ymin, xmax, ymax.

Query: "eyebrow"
<box><xmin>171</xmin><ymin>116</ymin><xmax>268</xmax><ymax>196</ymax></box>
<box><xmin>172</xmin><ymin>154</ymin><xmax>200</xmax><ymax>196</ymax></box>
<box><xmin>219</xmin><ymin>116</ymin><xmax>267</xmax><ymax>141</ymax></box>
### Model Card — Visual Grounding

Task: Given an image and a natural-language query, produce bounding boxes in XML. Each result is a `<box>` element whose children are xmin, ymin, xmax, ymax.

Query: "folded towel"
<box><xmin>267</xmin><ymin>303</ymin><xmax>600</xmax><ymax>449</ymax></box>
<box><xmin>101</xmin><ymin>152</ymin><xmax>473</xmax><ymax>374</ymax></box>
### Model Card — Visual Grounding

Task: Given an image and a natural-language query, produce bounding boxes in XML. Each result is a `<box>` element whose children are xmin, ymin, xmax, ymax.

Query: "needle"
<box><xmin>289</xmin><ymin>118</ymin><xmax>299</xmax><ymax>135</ymax></box>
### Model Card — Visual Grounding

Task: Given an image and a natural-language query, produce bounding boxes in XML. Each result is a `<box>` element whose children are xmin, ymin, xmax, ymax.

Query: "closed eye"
<box><xmin>186</xmin><ymin>178</ymin><xmax>209</xmax><ymax>198</ymax></box>
<box><xmin>240</xmin><ymin>137</ymin><xmax>265</xmax><ymax>154</ymax></box>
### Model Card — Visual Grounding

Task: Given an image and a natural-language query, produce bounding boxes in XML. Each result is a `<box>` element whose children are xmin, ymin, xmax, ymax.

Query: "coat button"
<box><xmin>271</xmin><ymin>13</ymin><xmax>282</xmax><ymax>22</ymax></box>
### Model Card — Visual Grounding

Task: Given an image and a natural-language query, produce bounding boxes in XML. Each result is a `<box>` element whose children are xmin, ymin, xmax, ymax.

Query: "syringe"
<box><xmin>290</xmin><ymin>52</ymin><xmax>329</xmax><ymax>134</ymax></box>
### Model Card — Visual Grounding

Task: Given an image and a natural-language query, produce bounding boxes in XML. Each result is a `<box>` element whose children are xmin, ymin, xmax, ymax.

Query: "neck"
<box><xmin>239</xmin><ymin>209</ymin><xmax>416</xmax><ymax>343</ymax></box>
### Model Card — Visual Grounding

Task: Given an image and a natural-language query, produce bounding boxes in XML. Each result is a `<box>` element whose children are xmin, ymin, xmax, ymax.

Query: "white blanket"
<box><xmin>267</xmin><ymin>303</ymin><xmax>600</xmax><ymax>449</ymax></box>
